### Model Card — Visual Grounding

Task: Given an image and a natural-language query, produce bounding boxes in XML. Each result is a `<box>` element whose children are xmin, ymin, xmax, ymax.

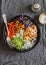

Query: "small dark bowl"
<box><xmin>3</xmin><ymin>15</ymin><xmax>40</xmax><ymax>52</ymax></box>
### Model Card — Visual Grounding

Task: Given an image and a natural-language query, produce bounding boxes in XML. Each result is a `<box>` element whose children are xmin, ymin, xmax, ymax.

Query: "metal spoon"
<box><xmin>2</xmin><ymin>14</ymin><xmax>13</xmax><ymax>48</ymax></box>
<box><xmin>2</xmin><ymin>14</ymin><xmax>9</xmax><ymax>35</ymax></box>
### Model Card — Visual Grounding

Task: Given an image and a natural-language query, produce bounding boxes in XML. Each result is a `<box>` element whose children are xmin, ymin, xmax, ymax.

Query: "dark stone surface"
<box><xmin>0</xmin><ymin>0</ymin><xmax>46</xmax><ymax>65</ymax></box>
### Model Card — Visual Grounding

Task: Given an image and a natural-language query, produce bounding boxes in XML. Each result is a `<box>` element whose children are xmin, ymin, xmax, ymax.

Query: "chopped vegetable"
<box><xmin>23</xmin><ymin>17</ymin><xmax>29</xmax><ymax>25</ymax></box>
<box><xmin>8</xmin><ymin>20</ymin><xmax>25</xmax><ymax>39</ymax></box>
<box><xmin>11</xmin><ymin>36</ymin><xmax>24</xmax><ymax>50</ymax></box>
<box><xmin>16</xmin><ymin>30</ymin><xmax>24</xmax><ymax>38</ymax></box>
<box><xmin>22</xmin><ymin>40</ymin><xmax>33</xmax><ymax>49</ymax></box>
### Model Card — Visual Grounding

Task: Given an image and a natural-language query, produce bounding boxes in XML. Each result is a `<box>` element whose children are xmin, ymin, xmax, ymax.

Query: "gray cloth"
<box><xmin>0</xmin><ymin>0</ymin><xmax>46</xmax><ymax>65</ymax></box>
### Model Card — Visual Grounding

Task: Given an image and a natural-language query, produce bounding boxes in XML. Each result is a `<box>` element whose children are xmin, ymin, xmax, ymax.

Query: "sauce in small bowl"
<box><xmin>39</xmin><ymin>13</ymin><xmax>46</xmax><ymax>24</ymax></box>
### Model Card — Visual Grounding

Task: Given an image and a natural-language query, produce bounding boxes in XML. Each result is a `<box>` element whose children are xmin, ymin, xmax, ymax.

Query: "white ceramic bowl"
<box><xmin>39</xmin><ymin>13</ymin><xmax>46</xmax><ymax>24</ymax></box>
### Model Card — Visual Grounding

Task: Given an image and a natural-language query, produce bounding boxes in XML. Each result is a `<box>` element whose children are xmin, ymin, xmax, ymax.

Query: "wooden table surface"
<box><xmin>0</xmin><ymin>0</ymin><xmax>46</xmax><ymax>65</ymax></box>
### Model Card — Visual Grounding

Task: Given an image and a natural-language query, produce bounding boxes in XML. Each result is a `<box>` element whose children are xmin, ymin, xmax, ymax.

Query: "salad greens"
<box><xmin>11</xmin><ymin>36</ymin><xmax>24</xmax><ymax>50</ymax></box>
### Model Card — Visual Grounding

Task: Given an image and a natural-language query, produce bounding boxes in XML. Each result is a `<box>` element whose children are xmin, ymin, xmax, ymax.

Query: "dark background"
<box><xmin>0</xmin><ymin>0</ymin><xmax>46</xmax><ymax>65</ymax></box>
